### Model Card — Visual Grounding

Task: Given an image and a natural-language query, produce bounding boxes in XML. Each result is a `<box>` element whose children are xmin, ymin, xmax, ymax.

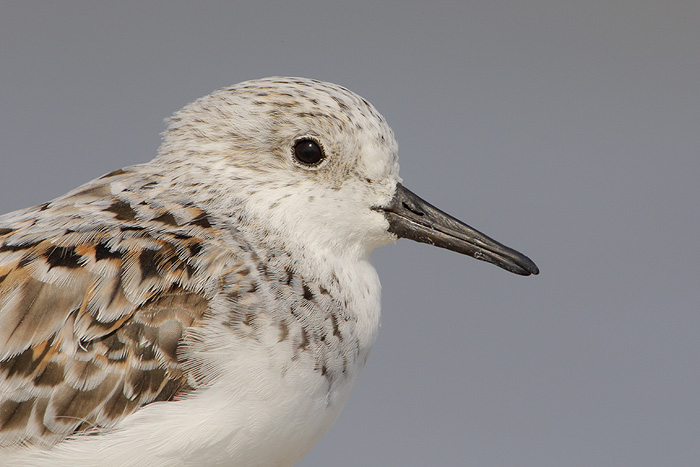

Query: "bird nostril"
<box><xmin>402</xmin><ymin>202</ymin><xmax>424</xmax><ymax>217</ymax></box>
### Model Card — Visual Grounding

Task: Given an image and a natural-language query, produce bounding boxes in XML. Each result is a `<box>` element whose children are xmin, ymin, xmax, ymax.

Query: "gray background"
<box><xmin>1</xmin><ymin>1</ymin><xmax>699</xmax><ymax>466</ymax></box>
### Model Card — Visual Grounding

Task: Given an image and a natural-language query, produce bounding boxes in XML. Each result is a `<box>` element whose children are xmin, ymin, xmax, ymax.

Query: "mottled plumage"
<box><xmin>0</xmin><ymin>77</ymin><xmax>537</xmax><ymax>466</ymax></box>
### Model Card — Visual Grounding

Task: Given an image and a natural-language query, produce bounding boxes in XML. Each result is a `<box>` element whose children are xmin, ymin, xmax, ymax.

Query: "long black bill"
<box><xmin>375</xmin><ymin>184</ymin><xmax>539</xmax><ymax>276</ymax></box>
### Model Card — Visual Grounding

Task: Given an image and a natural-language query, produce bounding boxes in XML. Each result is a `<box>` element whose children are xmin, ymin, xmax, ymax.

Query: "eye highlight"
<box><xmin>293</xmin><ymin>139</ymin><xmax>325</xmax><ymax>166</ymax></box>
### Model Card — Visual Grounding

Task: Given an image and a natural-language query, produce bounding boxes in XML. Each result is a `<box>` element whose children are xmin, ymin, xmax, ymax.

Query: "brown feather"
<box><xmin>0</xmin><ymin>192</ymin><xmax>214</xmax><ymax>447</ymax></box>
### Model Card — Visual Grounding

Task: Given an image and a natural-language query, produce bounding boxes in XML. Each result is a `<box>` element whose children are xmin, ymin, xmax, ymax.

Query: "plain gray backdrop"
<box><xmin>1</xmin><ymin>1</ymin><xmax>699</xmax><ymax>466</ymax></box>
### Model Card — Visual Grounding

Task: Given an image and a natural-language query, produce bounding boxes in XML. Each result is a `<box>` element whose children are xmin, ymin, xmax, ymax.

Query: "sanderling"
<box><xmin>0</xmin><ymin>77</ymin><xmax>538</xmax><ymax>466</ymax></box>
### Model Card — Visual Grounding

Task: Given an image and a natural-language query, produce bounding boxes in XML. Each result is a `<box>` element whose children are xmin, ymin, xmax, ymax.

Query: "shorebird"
<box><xmin>0</xmin><ymin>77</ymin><xmax>538</xmax><ymax>466</ymax></box>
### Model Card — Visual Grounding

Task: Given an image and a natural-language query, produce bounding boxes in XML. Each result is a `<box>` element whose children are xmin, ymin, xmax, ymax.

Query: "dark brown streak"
<box><xmin>94</xmin><ymin>243</ymin><xmax>122</xmax><ymax>262</ymax></box>
<box><xmin>191</xmin><ymin>213</ymin><xmax>212</xmax><ymax>229</ymax></box>
<box><xmin>45</xmin><ymin>246</ymin><xmax>82</xmax><ymax>270</ymax></box>
<box><xmin>302</xmin><ymin>283</ymin><xmax>314</xmax><ymax>301</ymax></box>
<box><xmin>153</xmin><ymin>213</ymin><xmax>179</xmax><ymax>227</ymax></box>
<box><xmin>106</xmin><ymin>201</ymin><xmax>138</xmax><ymax>222</ymax></box>
<box><xmin>330</xmin><ymin>313</ymin><xmax>342</xmax><ymax>339</ymax></box>
<box><xmin>138</xmin><ymin>249</ymin><xmax>160</xmax><ymax>281</ymax></box>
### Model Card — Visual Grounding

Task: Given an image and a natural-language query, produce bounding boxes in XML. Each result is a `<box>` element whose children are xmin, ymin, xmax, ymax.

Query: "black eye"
<box><xmin>293</xmin><ymin>139</ymin><xmax>325</xmax><ymax>166</ymax></box>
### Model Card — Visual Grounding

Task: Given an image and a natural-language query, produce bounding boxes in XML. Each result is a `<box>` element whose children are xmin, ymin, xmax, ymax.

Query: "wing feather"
<box><xmin>0</xmin><ymin>174</ymin><xmax>221</xmax><ymax>447</ymax></box>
